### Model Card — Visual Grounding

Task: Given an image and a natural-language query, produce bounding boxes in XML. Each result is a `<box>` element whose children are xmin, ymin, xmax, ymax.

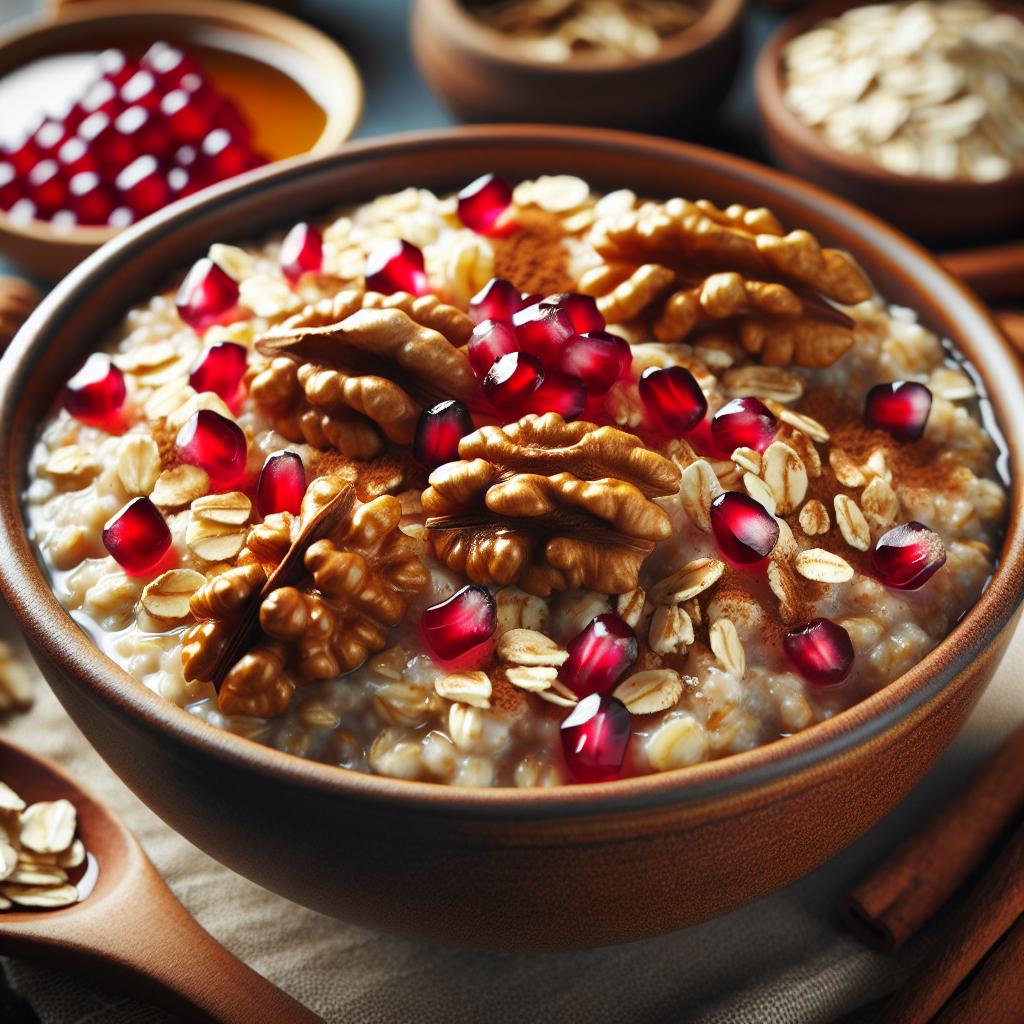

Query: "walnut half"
<box><xmin>423</xmin><ymin>413</ymin><xmax>681</xmax><ymax>596</ymax></box>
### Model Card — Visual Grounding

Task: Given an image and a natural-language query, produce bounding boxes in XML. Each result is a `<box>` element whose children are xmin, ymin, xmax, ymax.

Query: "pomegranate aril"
<box><xmin>514</xmin><ymin>303</ymin><xmax>574</xmax><ymax>366</ymax></box>
<box><xmin>176</xmin><ymin>257</ymin><xmax>240</xmax><ymax>332</ymax></box>
<box><xmin>542</xmin><ymin>292</ymin><xmax>605</xmax><ymax>334</ymax></box>
<box><xmin>365</xmin><ymin>238</ymin><xmax>428</xmax><ymax>296</ymax></box>
<box><xmin>522</xmin><ymin>370</ymin><xmax>586</xmax><ymax>419</ymax></box>
<box><xmin>68</xmin><ymin>172</ymin><xmax>116</xmax><ymax>225</ymax></box>
<box><xmin>871</xmin><ymin>521</ymin><xmax>946</xmax><ymax>590</ymax></box>
<box><xmin>559</xmin><ymin>331</ymin><xmax>630</xmax><ymax>395</ymax></box>
<box><xmin>116</xmin><ymin>155</ymin><xmax>170</xmax><ymax>217</ymax></box>
<box><xmin>142</xmin><ymin>42</ymin><xmax>201</xmax><ymax>86</ymax></box>
<box><xmin>189</xmin><ymin>341</ymin><xmax>248</xmax><ymax>400</ymax></box>
<box><xmin>457</xmin><ymin>172</ymin><xmax>513</xmax><ymax>236</ymax></box>
<box><xmin>57</xmin><ymin>136</ymin><xmax>98</xmax><ymax>177</ymax></box>
<box><xmin>783</xmin><ymin>618</ymin><xmax>854</xmax><ymax>686</ymax></box>
<box><xmin>0</xmin><ymin>162</ymin><xmax>18</xmax><ymax>209</ymax></box>
<box><xmin>115</xmin><ymin>105</ymin><xmax>171</xmax><ymax>160</ymax></box>
<box><xmin>711</xmin><ymin>397</ymin><xmax>778</xmax><ymax>454</ymax></box>
<box><xmin>120</xmin><ymin>69</ymin><xmax>160</xmax><ymax>111</ymax></box>
<box><xmin>26</xmin><ymin>160</ymin><xmax>66</xmax><ymax>216</ymax></box>
<box><xmin>468</xmin><ymin>318</ymin><xmax>518</xmax><ymax>376</ymax></box>
<box><xmin>710</xmin><ymin>491</ymin><xmax>780</xmax><ymax>564</ymax></box>
<box><xmin>483</xmin><ymin>351</ymin><xmax>544</xmax><ymax>409</ymax></box>
<box><xmin>97</xmin><ymin>48</ymin><xmax>135</xmax><ymax>88</ymax></box>
<box><xmin>81</xmin><ymin>113</ymin><xmax>135</xmax><ymax>171</ymax></box>
<box><xmin>7</xmin><ymin>198</ymin><xmax>38</xmax><ymax>225</ymax></box>
<box><xmin>562</xmin><ymin>613</ymin><xmax>638</xmax><ymax>697</ymax></box>
<box><xmin>639</xmin><ymin>366</ymin><xmax>708</xmax><ymax>435</ymax></box>
<box><xmin>175</xmin><ymin>409</ymin><xmax>247</xmax><ymax>485</ymax></box>
<box><xmin>160</xmin><ymin>88</ymin><xmax>210</xmax><ymax>144</ymax></box>
<box><xmin>420</xmin><ymin>584</ymin><xmax>496</xmax><ymax>661</ymax></box>
<box><xmin>63</xmin><ymin>354</ymin><xmax>126</xmax><ymax>422</ymax></box>
<box><xmin>414</xmin><ymin>400</ymin><xmax>473</xmax><ymax>468</ymax></box>
<box><xmin>103</xmin><ymin>498</ymin><xmax>172</xmax><ymax>575</ymax></box>
<box><xmin>257</xmin><ymin>450</ymin><xmax>307</xmax><ymax>516</ymax></box>
<box><xmin>200</xmin><ymin>127</ymin><xmax>250</xmax><ymax>179</ymax></box>
<box><xmin>864</xmin><ymin>381</ymin><xmax>932</xmax><ymax>442</ymax></box>
<box><xmin>560</xmin><ymin>693</ymin><xmax>631</xmax><ymax>783</ymax></box>
<box><xmin>279</xmin><ymin>222</ymin><xmax>323</xmax><ymax>283</ymax></box>
<box><xmin>5</xmin><ymin>138</ymin><xmax>42</xmax><ymax>176</ymax></box>
<box><xmin>32</xmin><ymin>120</ymin><xmax>66</xmax><ymax>156</ymax></box>
<box><xmin>79</xmin><ymin>78</ymin><xmax>120</xmax><ymax>119</ymax></box>
<box><xmin>469</xmin><ymin>277</ymin><xmax>519</xmax><ymax>325</ymax></box>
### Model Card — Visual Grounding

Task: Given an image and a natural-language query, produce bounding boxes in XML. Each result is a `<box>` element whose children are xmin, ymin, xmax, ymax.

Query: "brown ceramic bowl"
<box><xmin>411</xmin><ymin>0</ymin><xmax>744</xmax><ymax>128</ymax></box>
<box><xmin>0</xmin><ymin>0</ymin><xmax>363</xmax><ymax>281</ymax></box>
<box><xmin>1</xmin><ymin>126</ymin><xmax>1022</xmax><ymax>950</ymax></box>
<box><xmin>754</xmin><ymin>0</ymin><xmax>1024</xmax><ymax>243</ymax></box>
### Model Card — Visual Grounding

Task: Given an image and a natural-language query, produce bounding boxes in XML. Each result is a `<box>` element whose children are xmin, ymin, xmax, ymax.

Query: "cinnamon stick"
<box><xmin>840</xmin><ymin>721</ymin><xmax>1024</xmax><ymax>951</ymax></box>
<box><xmin>876</xmin><ymin>819</ymin><xmax>1024</xmax><ymax>1024</ymax></box>
<box><xmin>932</xmin><ymin>915</ymin><xmax>1024</xmax><ymax>1024</ymax></box>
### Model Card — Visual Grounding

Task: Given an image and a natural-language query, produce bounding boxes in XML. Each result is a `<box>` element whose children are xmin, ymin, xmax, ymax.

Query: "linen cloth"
<box><xmin>0</xmin><ymin>601</ymin><xmax>1020</xmax><ymax>1024</ymax></box>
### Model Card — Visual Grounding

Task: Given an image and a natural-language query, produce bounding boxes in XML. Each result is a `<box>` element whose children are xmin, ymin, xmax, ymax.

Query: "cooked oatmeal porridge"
<box><xmin>25</xmin><ymin>174</ymin><xmax>1007</xmax><ymax>785</ymax></box>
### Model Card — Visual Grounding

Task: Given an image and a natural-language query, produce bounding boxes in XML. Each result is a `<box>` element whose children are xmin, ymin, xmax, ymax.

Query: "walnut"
<box><xmin>579</xmin><ymin>197</ymin><xmax>872</xmax><ymax>368</ymax></box>
<box><xmin>181</xmin><ymin>475</ymin><xmax>428</xmax><ymax>717</ymax></box>
<box><xmin>423</xmin><ymin>413</ymin><xmax>680</xmax><ymax>596</ymax></box>
<box><xmin>251</xmin><ymin>289</ymin><xmax>475</xmax><ymax>456</ymax></box>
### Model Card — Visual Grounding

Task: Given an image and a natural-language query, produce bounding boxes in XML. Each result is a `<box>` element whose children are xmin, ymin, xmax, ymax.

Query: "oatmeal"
<box><xmin>25</xmin><ymin>174</ymin><xmax>1007</xmax><ymax>786</ymax></box>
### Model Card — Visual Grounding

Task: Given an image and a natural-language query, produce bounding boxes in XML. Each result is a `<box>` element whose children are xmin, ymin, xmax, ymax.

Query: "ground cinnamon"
<box><xmin>840</xmin><ymin>720</ymin><xmax>1024</xmax><ymax>951</ymax></box>
<box><xmin>876</xmin><ymin>819</ymin><xmax>1024</xmax><ymax>1024</ymax></box>
<box><xmin>492</xmin><ymin>208</ymin><xmax>575</xmax><ymax>297</ymax></box>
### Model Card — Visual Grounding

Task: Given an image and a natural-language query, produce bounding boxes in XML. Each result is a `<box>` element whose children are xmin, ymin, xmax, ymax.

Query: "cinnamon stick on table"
<box><xmin>876</xmin><ymin>819</ymin><xmax>1024</xmax><ymax>1024</ymax></box>
<box><xmin>840</xmin><ymin>720</ymin><xmax>1024</xmax><ymax>951</ymax></box>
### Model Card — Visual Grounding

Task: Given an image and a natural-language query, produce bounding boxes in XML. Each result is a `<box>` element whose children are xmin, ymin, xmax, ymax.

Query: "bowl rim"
<box><xmin>753</xmin><ymin>0</ymin><xmax>1024</xmax><ymax>196</ymax></box>
<box><xmin>1</xmin><ymin>124</ymin><xmax>1023</xmax><ymax>820</ymax></box>
<box><xmin>0</xmin><ymin>0</ymin><xmax>364</xmax><ymax>249</ymax></box>
<box><xmin>416</xmin><ymin>0</ymin><xmax>745</xmax><ymax>74</ymax></box>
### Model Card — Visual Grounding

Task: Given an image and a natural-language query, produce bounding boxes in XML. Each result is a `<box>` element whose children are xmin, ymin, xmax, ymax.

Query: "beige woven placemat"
<box><xmin>1</xmin><ymin>602</ymin><xmax>1021</xmax><ymax>1024</ymax></box>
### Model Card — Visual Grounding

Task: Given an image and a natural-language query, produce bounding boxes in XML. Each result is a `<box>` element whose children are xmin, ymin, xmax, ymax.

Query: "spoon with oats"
<box><xmin>0</xmin><ymin>738</ymin><xmax>322</xmax><ymax>1023</ymax></box>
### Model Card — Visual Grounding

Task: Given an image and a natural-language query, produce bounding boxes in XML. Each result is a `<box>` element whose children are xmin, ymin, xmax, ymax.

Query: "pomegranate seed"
<box><xmin>639</xmin><ymin>366</ymin><xmax>707</xmax><ymax>435</ymax></box>
<box><xmin>420</xmin><ymin>585</ymin><xmax>496</xmax><ymax>662</ymax></box>
<box><xmin>0</xmin><ymin>162</ymin><xmax>18</xmax><ymax>209</ymax></box>
<box><xmin>560</xmin><ymin>694</ymin><xmax>631</xmax><ymax>782</ymax></box>
<box><xmin>514</xmin><ymin>303</ymin><xmax>574</xmax><ymax>367</ymax></box>
<box><xmin>116</xmin><ymin>155</ymin><xmax>170</xmax><ymax>217</ymax></box>
<box><xmin>468</xmin><ymin>318</ymin><xmax>518</xmax><ymax>376</ymax></box>
<box><xmin>365</xmin><ymin>238</ymin><xmax>428</xmax><ymax>296</ymax></box>
<box><xmin>542</xmin><ymin>292</ymin><xmax>605</xmax><ymax>334</ymax></box>
<box><xmin>176</xmin><ymin>258</ymin><xmax>240</xmax><ymax>332</ymax></box>
<box><xmin>470</xmin><ymin>277</ymin><xmax>520</xmax><ymax>325</ymax></box>
<box><xmin>257</xmin><ymin>450</ymin><xmax>307</xmax><ymax>516</ymax></box>
<box><xmin>199</xmin><ymin>127</ymin><xmax>250</xmax><ymax>179</ymax></box>
<box><xmin>871</xmin><ymin>521</ymin><xmax>946</xmax><ymax>590</ymax></box>
<box><xmin>120</xmin><ymin>70</ymin><xmax>160</xmax><ymax>111</ymax></box>
<box><xmin>562</xmin><ymin>613</ymin><xmax>638</xmax><ymax>697</ymax></box>
<box><xmin>103</xmin><ymin>498</ymin><xmax>172</xmax><ymax>575</ymax></box>
<box><xmin>26</xmin><ymin>160</ymin><xmax>66</xmax><ymax>216</ymax></box>
<box><xmin>7</xmin><ymin>198</ymin><xmax>38</xmax><ymax>225</ymax></box>
<box><xmin>864</xmin><ymin>381</ymin><xmax>933</xmax><ymax>442</ymax></box>
<box><xmin>559</xmin><ymin>331</ymin><xmax>630</xmax><ymax>395</ymax></box>
<box><xmin>522</xmin><ymin>370</ymin><xmax>587</xmax><ymax>419</ymax></box>
<box><xmin>79</xmin><ymin>78</ymin><xmax>120</xmax><ymax>118</ymax></box>
<box><xmin>175</xmin><ymin>409</ymin><xmax>248</xmax><ymax>485</ymax></box>
<box><xmin>114</xmin><ymin>105</ymin><xmax>170</xmax><ymax>160</ymax></box>
<box><xmin>413</xmin><ymin>400</ymin><xmax>473</xmax><ymax>468</ymax></box>
<box><xmin>457</xmin><ymin>173</ymin><xmax>513</xmax><ymax>235</ymax></box>
<box><xmin>57</xmin><ymin>136</ymin><xmax>98</xmax><ymax>177</ymax></box>
<box><xmin>32</xmin><ymin>120</ymin><xmax>65</xmax><ymax>156</ymax></box>
<box><xmin>97</xmin><ymin>48</ymin><xmax>134</xmax><ymax>88</ymax></box>
<box><xmin>711</xmin><ymin>397</ymin><xmax>778</xmax><ymax>454</ymax></box>
<box><xmin>142</xmin><ymin>42</ymin><xmax>201</xmax><ymax>86</ymax></box>
<box><xmin>63</xmin><ymin>354</ymin><xmax>126</xmax><ymax>422</ymax></box>
<box><xmin>189</xmin><ymin>341</ymin><xmax>248</xmax><ymax>400</ymax></box>
<box><xmin>783</xmin><ymin>618</ymin><xmax>854</xmax><ymax>686</ymax></box>
<box><xmin>710</xmin><ymin>492</ymin><xmax>780</xmax><ymax>564</ymax></box>
<box><xmin>68</xmin><ymin>172</ymin><xmax>116</xmax><ymax>225</ymax></box>
<box><xmin>80</xmin><ymin>112</ymin><xmax>135</xmax><ymax>171</ymax></box>
<box><xmin>279</xmin><ymin>222</ymin><xmax>323</xmax><ymax>283</ymax></box>
<box><xmin>212</xmin><ymin>102</ymin><xmax>253</xmax><ymax>144</ymax></box>
<box><xmin>5</xmin><ymin>137</ymin><xmax>42</xmax><ymax>176</ymax></box>
<box><xmin>160</xmin><ymin>88</ymin><xmax>210</xmax><ymax>144</ymax></box>
<box><xmin>483</xmin><ymin>351</ymin><xmax>544</xmax><ymax>409</ymax></box>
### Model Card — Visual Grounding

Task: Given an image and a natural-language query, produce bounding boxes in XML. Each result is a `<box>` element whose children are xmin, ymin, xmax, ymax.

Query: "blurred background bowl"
<box><xmin>0</xmin><ymin>0</ymin><xmax>362</xmax><ymax>280</ymax></box>
<box><xmin>411</xmin><ymin>0</ymin><xmax>745</xmax><ymax>129</ymax></box>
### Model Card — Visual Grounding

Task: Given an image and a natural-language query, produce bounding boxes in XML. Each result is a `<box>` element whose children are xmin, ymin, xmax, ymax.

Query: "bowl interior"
<box><xmin>2</xmin><ymin>126</ymin><xmax>1023</xmax><ymax>814</ymax></box>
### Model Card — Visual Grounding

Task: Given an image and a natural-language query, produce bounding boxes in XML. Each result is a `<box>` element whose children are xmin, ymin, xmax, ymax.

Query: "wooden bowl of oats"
<box><xmin>755</xmin><ymin>0</ymin><xmax>1024</xmax><ymax>243</ymax></box>
<box><xmin>0</xmin><ymin>125</ymin><xmax>1022</xmax><ymax>948</ymax></box>
<box><xmin>411</xmin><ymin>0</ymin><xmax>744</xmax><ymax>128</ymax></box>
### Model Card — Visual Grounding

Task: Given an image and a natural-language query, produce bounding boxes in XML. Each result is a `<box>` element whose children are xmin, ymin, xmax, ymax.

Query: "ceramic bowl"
<box><xmin>0</xmin><ymin>0</ymin><xmax>362</xmax><ymax>281</ymax></box>
<box><xmin>411</xmin><ymin>0</ymin><xmax>744</xmax><ymax>128</ymax></box>
<box><xmin>754</xmin><ymin>0</ymin><xmax>1024</xmax><ymax>243</ymax></box>
<box><xmin>1</xmin><ymin>126</ymin><xmax>1022</xmax><ymax>950</ymax></box>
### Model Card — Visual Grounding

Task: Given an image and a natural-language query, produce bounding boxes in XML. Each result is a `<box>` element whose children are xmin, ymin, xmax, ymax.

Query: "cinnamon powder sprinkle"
<box><xmin>493</xmin><ymin>208</ymin><xmax>575</xmax><ymax>297</ymax></box>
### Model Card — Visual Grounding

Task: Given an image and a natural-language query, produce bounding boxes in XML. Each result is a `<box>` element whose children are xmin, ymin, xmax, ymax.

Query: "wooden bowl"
<box><xmin>410</xmin><ymin>0</ymin><xmax>744</xmax><ymax>128</ymax></box>
<box><xmin>0</xmin><ymin>0</ymin><xmax>362</xmax><ymax>281</ymax></box>
<box><xmin>1</xmin><ymin>126</ymin><xmax>1022</xmax><ymax>949</ymax></box>
<box><xmin>754</xmin><ymin>0</ymin><xmax>1024</xmax><ymax>243</ymax></box>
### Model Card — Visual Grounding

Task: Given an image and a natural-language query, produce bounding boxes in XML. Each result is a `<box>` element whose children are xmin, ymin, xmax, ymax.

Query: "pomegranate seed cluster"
<box><xmin>26</xmin><ymin>175</ymin><xmax>1006</xmax><ymax>786</ymax></box>
<box><xmin>0</xmin><ymin>43</ymin><xmax>266</xmax><ymax>230</ymax></box>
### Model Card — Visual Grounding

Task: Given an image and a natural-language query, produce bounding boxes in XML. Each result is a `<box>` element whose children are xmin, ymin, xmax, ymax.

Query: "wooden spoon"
<box><xmin>0</xmin><ymin>738</ymin><xmax>323</xmax><ymax>1023</ymax></box>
